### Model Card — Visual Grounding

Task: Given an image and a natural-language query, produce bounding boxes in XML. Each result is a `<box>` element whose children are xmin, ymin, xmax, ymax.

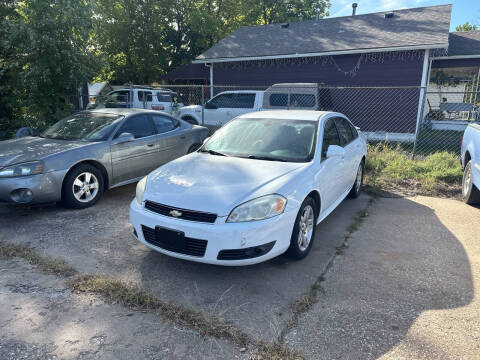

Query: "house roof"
<box><xmin>447</xmin><ymin>30</ymin><xmax>480</xmax><ymax>56</ymax></box>
<box><xmin>195</xmin><ymin>4</ymin><xmax>452</xmax><ymax>63</ymax></box>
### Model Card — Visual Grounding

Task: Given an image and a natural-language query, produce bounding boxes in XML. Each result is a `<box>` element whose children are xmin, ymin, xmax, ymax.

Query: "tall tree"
<box><xmin>1</xmin><ymin>0</ymin><xmax>98</xmax><ymax>132</ymax></box>
<box><xmin>455</xmin><ymin>22</ymin><xmax>478</xmax><ymax>32</ymax></box>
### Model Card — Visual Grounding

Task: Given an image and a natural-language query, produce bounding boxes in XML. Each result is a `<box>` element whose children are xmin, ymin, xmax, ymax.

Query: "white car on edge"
<box><xmin>130</xmin><ymin>110</ymin><xmax>367</xmax><ymax>265</ymax></box>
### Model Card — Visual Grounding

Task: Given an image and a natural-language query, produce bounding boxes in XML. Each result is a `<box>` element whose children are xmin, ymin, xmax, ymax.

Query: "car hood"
<box><xmin>0</xmin><ymin>137</ymin><xmax>88</xmax><ymax>168</ymax></box>
<box><xmin>179</xmin><ymin>105</ymin><xmax>202</xmax><ymax>112</ymax></box>
<box><xmin>145</xmin><ymin>153</ymin><xmax>306</xmax><ymax>216</ymax></box>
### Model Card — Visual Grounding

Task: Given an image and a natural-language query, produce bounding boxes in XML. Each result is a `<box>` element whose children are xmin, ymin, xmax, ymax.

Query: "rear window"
<box><xmin>269</xmin><ymin>93</ymin><xmax>288</xmax><ymax>106</ymax></box>
<box><xmin>290</xmin><ymin>94</ymin><xmax>315</xmax><ymax>107</ymax></box>
<box><xmin>269</xmin><ymin>93</ymin><xmax>316</xmax><ymax>107</ymax></box>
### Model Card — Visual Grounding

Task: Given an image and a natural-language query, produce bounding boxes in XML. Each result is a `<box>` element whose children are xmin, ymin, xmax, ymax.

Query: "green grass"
<box><xmin>365</xmin><ymin>143</ymin><xmax>463</xmax><ymax>195</ymax></box>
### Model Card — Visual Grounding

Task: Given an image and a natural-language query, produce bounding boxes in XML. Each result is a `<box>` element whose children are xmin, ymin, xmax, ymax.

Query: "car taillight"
<box><xmin>152</xmin><ymin>105</ymin><xmax>165</xmax><ymax>110</ymax></box>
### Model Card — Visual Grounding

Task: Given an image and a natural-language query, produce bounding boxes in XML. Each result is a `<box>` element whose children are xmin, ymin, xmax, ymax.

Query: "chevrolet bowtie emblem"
<box><xmin>169</xmin><ymin>210</ymin><xmax>182</xmax><ymax>218</ymax></box>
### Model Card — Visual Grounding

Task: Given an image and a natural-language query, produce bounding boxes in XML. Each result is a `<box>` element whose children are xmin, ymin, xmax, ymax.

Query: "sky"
<box><xmin>327</xmin><ymin>0</ymin><xmax>480</xmax><ymax>31</ymax></box>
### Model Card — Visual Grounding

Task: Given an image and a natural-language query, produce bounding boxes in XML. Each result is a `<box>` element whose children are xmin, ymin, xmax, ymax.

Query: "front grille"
<box><xmin>141</xmin><ymin>225</ymin><xmax>207</xmax><ymax>257</ymax></box>
<box><xmin>217</xmin><ymin>241</ymin><xmax>276</xmax><ymax>260</ymax></box>
<box><xmin>144</xmin><ymin>200</ymin><xmax>217</xmax><ymax>224</ymax></box>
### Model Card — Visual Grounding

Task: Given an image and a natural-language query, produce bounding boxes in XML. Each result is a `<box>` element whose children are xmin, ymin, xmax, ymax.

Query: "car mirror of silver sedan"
<box><xmin>113</xmin><ymin>132</ymin><xmax>135</xmax><ymax>145</ymax></box>
<box><xmin>326</xmin><ymin>145</ymin><xmax>345</xmax><ymax>159</ymax></box>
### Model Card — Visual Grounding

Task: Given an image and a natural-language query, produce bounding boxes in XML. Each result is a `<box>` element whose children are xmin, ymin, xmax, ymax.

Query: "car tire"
<box><xmin>188</xmin><ymin>144</ymin><xmax>201</xmax><ymax>153</ymax></box>
<box><xmin>462</xmin><ymin>160</ymin><xmax>480</xmax><ymax>205</ymax></box>
<box><xmin>286</xmin><ymin>197</ymin><xmax>318</xmax><ymax>260</ymax></box>
<box><xmin>348</xmin><ymin>160</ymin><xmax>364</xmax><ymax>198</ymax></box>
<box><xmin>62</xmin><ymin>164</ymin><xmax>104</xmax><ymax>209</ymax></box>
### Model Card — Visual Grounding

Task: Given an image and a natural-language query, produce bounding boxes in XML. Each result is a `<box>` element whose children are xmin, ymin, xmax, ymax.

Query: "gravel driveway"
<box><xmin>1</xmin><ymin>185</ymin><xmax>478</xmax><ymax>359</ymax></box>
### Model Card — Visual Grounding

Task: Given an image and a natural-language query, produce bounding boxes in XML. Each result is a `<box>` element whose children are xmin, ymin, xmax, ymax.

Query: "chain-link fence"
<box><xmin>30</xmin><ymin>84</ymin><xmax>478</xmax><ymax>157</ymax></box>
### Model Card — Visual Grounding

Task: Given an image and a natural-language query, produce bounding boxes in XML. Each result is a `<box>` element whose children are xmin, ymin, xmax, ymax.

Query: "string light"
<box><xmin>216</xmin><ymin>50</ymin><xmax>425</xmax><ymax>77</ymax></box>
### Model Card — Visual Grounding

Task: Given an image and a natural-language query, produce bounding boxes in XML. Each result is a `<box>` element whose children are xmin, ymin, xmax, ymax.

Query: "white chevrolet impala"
<box><xmin>130</xmin><ymin>110</ymin><xmax>367</xmax><ymax>265</ymax></box>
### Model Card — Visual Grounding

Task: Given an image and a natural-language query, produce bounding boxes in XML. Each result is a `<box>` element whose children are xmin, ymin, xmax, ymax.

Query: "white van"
<box><xmin>89</xmin><ymin>87</ymin><xmax>184</xmax><ymax>116</ymax></box>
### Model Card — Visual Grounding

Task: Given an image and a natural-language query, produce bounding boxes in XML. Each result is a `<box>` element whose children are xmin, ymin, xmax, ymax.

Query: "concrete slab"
<box><xmin>0</xmin><ymin>258</ymin><xmax>240</xmax><ymax>360</ymax></box>
<box><xmin>286</xmin><ymin>196</ymin><xmax>480</xmax><ymax>359</ymax></box>
<box><xmin>0</xmin><ymin>185</ymin><xmax>371</xmax><ymax>341</ymax></box>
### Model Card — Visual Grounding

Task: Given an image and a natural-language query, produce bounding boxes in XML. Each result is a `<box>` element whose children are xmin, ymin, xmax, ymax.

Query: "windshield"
<box><xmin>41</xmin><ymin>112</ymin><xmax>124</xmax><ymax>141</ymax></box>
<box><xmin>202</xmin><ymin>118</ymin><xmax>317</xmax><ymax>162</ymax></box>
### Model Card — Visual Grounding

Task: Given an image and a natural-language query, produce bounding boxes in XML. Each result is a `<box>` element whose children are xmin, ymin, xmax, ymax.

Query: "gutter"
<box><xmin>431</xmin><ymin>55</ymin><xmax>480</xmax><ymax>60</ymax></box>
<box><xmin>193</xmin><ymin>43</ymin><xmax>449</xmax><ymax>64</ymax></box>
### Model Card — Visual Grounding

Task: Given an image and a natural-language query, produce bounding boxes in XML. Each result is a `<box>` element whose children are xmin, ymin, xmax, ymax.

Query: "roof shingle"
<box><xmin>447</xmin><ymin>30</ymin><xmax>480</xmax><ymax>56</ymax></box>
<box><xmin>196</xmin><ymin>4</ymin><xmax>452</xmax><ymax>62</ymax></box>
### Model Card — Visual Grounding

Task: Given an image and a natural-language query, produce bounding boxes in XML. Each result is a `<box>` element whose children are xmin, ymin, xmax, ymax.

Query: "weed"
<box><xmin>0</xmin><ymin>241</ymin><xmax>77</xmax><ymax>277</ymax></box>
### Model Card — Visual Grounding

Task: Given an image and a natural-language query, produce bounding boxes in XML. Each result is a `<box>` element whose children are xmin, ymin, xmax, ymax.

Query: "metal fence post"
<box><xmin>201</xmin><ymin>85</ymin><xmax>205</xmax><ymax>126</ymax></box>
<box><xmin>412</xmin><ymin>86</ymin><xmax>427</xmax><ymax>158</ymax></box>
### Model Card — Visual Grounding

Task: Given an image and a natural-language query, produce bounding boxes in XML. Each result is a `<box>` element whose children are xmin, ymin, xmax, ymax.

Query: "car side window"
<box><xmin>208</xmin><ymin>93</ymin><xmax>235</xmax><ymax>108</ymax></box>
<box><xmin>322</xmin><ymin>119</ymin><xmax>341</xmax><ymax>160</ymax></box>
<box><xmin>151</xmin><ymin>114</ymin><xmax>177</xmax><ymax>134</ymax></box>
<box><xmin>138</xmin><ymin>91</ymin><xmax>152</xmax><ymax>102</ymax></box>
<box><xmin>349</xmin><ymin>121</ymin><xmax>359</xmax><ymax>139</ymax></box>
<box><xmin>334</xmin><ymin>118</ymin><xmax>354</xmax><ymax>146</ymax></box>
<box><xmin>115</xmin><ymin>114</ymin><xmax>155</xmax><ymax>139</ymax></box>
<box><xmin>232</xmin><ymin>94</ymin><xmax>256</xmax><ymax>108</ymax></box>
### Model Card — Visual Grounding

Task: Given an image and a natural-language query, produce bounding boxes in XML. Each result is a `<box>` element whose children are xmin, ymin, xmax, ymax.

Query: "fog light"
<box><xmin>10</xmin><ymin>188</ymin><xmax>33</xmax><ymax>203</ymax></box>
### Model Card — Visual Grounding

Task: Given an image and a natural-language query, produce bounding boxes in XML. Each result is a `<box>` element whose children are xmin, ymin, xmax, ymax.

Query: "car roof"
<box><xmin>238</xmin><ymin>110</ymin><xmax>335</xmax><ymax>121</ymax></box>
<box><xmin>86</xmin><ymin>108</ymin><xmax>165</xmax><ymax>116</ymax></box>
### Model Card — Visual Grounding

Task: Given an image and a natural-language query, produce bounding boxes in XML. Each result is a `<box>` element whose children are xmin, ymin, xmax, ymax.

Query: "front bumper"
<box><xmin>0</xmin><ymin>169</ymin><xmax>67</xmax><ymax>204</ymax></box>
<box><xmin>129</xmin><ymin>199</ymin><xmax>298</xmax><ymax>266</ymax></box>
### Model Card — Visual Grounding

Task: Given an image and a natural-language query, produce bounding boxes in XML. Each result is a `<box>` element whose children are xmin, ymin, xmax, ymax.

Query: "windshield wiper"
<box><xmin>199</xmin><ymin>149</ymin><xmax>229</xmax><ymax>157</ymax></box>
<box><xmin>245</xmin><ymin>155</ymin><xmax>287</xmax><ymax>162</ymax></box>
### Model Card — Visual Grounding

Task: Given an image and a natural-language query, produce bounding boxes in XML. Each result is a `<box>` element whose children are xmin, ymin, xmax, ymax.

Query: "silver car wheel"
<box><xmin>298</xmin><ymin>205</ymin><xmax>314</xmax><ymax>251</ymax></box>
<box><xmin>355</xmin><ymin>164</ymin><xmax>363</xmax><ymax>192</ymax></box>
<box><xmin>73</xmin><ymin>172</ymin><xmax>99</xmax><ymax>203</ymax></box>
<box><xmin>463</xmin><ymin>165</ymin><xmax>472</xmax><ymax>197</ymax></box>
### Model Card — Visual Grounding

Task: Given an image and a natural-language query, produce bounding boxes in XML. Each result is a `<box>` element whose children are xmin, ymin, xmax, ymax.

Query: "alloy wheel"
<box><xmin>72</xmin><ymin>172</ymin><xmax>99</xmax><ymax>203</ymax></box>
<box><xmin>355</xmin><ymin>164</ymin><xmax>363</xmax><ymax>192</ymax></box>
<box><xmin>298</xmin><ymin>205</ymin><xmax>315</xmax><ymax>251</ymax></box>
<box><xmin>463</xmin><ymin>166</ymin><xmax>472</xmax><ymax>197</ymax></box>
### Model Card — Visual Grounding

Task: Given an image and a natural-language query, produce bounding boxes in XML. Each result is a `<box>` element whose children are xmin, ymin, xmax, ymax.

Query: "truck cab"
<box><xmin>178</xmin><ymin>90</ymin><xmax>264</xmax><ymax>129</ymax></box>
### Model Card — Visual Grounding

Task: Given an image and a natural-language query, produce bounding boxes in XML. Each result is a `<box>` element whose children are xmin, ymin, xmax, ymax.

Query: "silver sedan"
<box><xmin>0</xmin><ymin>109</ymin><xmax>209</xmax><ymax>208</ymax></box>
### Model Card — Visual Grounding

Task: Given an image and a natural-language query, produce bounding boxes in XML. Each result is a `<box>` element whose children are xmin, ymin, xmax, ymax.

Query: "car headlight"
<box><xmin>136</xmin><ymin>176</ymin><xmax>147</xmax><ymax>205</ymax></box>
<box><xmin>0</xmin><ymin>161</ymin><xmax>44</xmax><ymax>178</ymax></box>
<box><xmin>227</xmin><ymin>194</ymin><xmax>287</xmax><ymax>223</ymax></box>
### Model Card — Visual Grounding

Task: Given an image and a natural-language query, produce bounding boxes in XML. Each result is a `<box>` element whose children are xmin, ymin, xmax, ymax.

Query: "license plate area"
<box><xmin>155</xmin><ymin>226</ymin><xmax>186</xmax><ymax>251</ymax></box>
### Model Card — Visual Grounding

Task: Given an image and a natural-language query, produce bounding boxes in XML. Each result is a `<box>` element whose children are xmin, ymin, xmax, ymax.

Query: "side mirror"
<box><xmin>205</xmin><ymin>102</ymin><xmax>217</xmax><ymax>110</ymax></box>
<box><xmin>326</xmin><ymin>145</ymin><xmax>345</xmax><ymax>159</ymax></box>
<box><xmin>203</xmin><ymin>136</ymin><xmax>210</xmax><ymax>144</ymax></box>
<box><xmin>113</xmin><ymin>132</ymin><xmax>135</xmax><ymax>145</ymax></box>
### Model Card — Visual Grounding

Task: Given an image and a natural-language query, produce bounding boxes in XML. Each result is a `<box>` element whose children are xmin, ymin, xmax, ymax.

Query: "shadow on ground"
<box><xmin>286</xmin><ymin>195</ymin><xmax>476</xmax><ymax>359</ymax></box>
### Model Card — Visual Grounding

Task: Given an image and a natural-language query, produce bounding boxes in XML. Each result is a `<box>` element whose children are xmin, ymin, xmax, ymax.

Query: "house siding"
<box><xmin>213</xmin><ymin>50</ymin><xmax>425</xmax><ymax>133</ymax></box>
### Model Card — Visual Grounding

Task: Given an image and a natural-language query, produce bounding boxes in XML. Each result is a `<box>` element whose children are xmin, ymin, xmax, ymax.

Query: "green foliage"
<box><xmin>1</xmin><ymin>0</ymin><xmax>330</xmax><ymax>136</ymax></box>
<box><xmin>1</xmin><ymin>0</ymin><xmax>99</xmax><ymax>136</ymax></box>
<box><xmin>455</xmin><ymin>22</ymin><xmax>478</xmax><ymax>32</ymax></box>
<box><xmin>365</xmin><ymin>144</ymin><xmax>463</xmax><ymax>191</ymax></box>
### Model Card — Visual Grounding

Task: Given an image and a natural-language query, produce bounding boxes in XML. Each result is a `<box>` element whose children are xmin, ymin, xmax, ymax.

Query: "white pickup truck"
<box><xmin>177</xmin><ymin>90</ymin><xmax>264</xmax><ymax>128</ymax></box>
<box><xmin>461</xmin><ymin>121</ymin><xmax>480</xmax><ymax>204</ymax></box>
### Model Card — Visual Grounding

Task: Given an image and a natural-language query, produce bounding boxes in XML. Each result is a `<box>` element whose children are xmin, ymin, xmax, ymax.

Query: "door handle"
<box><xmin>180</xmin><ymin>135</ymin><xmax>186</xmax><ymax>139</ymax></box>
<box><xmin>147</xmin><ymin>143</ymin><xmax>155</xmax><ymax>147</ymax></box>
